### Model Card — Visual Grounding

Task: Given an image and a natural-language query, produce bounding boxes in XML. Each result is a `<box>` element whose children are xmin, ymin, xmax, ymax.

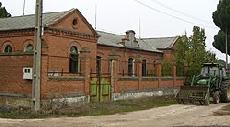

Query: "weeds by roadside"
<box><xmin>0</xmin><ymin>96</ymin><xmax>176</xmax><ymax>119</ymax></box>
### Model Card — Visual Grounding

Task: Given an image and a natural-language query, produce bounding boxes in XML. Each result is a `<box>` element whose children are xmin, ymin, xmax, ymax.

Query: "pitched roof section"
<box><xmin>141</xmin><ymin>36</ymin><xmax>179</xmax><ymax>49</ymax></box>
<box><xmin>97</xmin><ymin>31</ymin><xmax>163</xmax><ymax>53</ymax></box>
<box><xmin>0</xmin><ymin>10</ymin><xmax>70</xmax><ymax>31</ymax></box>
<box><xmin>0</xmin><ymin>9</ymin><xmax>97</xmax><ymax>35</ymax></box>
<box><xmin>97</xmin><ymin>31</ymin><xmax>124</xmax><ymax>47</ymax></box>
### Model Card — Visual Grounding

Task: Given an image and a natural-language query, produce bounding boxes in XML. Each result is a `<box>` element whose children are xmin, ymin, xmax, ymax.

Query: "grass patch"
<box><xmin>0</xmin><ymin>96</ymin><xmax>176</xmax><ymax>119</ymax></box>
<box><xmin>213</xmin><ymin>104</ymin><xmax>230</xmax><ymax>116</ymax></box>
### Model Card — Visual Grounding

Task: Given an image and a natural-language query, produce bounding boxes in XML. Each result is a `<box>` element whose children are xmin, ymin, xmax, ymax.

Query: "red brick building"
<box><xmin>0</xmin><ymin>9</ymin><xmax>183</xmax><ymax>105</ymax></box>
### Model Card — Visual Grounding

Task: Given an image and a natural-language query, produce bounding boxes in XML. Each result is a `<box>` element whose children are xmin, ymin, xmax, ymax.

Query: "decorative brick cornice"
<box><xmin>0</xmin><ymin>52</ymin><xmax>48</xmax><ymax>56</ymax></box>
<box><xmin>0</xmin><ymin>52</ymin><xmax>33</xmax><ymax>56</ymax></box>
<box><xmin>45</xmin><ymin>27</ymin><xmax>97</xmax><ymax>41</ymax></box>
<box><xmin>0</xmin><ymin>27</ymin><xmax>98</xmax><ymax>43</ymax></box>
<box><xmin>0</xmin><ymin>28</ymin><xmax>35</xmax><ymax>37</ymax></box>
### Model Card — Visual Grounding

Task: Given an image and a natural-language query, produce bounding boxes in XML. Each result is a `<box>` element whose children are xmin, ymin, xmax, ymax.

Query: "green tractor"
<box><xmin>176</xmin><ymin>63</ymin><xmax>230</xmax><ymax>105</ymax></box>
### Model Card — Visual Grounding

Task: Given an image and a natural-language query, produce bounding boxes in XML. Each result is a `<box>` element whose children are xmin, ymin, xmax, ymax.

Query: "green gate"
<box><xmin>90</xmin><ymin>73</ymin><xmax>111</xmax><ymax>102</ymax></box>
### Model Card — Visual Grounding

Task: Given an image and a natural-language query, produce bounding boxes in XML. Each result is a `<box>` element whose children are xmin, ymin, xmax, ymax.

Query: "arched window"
<box><xmin>4</xmin><ymin>45</ymin><xmax>12</xmax><ymax>53</ymax></box>
<box><xmin>69</xmin><ymin>46</ymin><xmax>79</xmax><ymax>73</ymax></box>
<box><xmin>96</xmin><ymin>56</ymin><xmax>102</xmax><ymax>75</ymax></box>
<box><xmin>142</xmin><ymin>60</ymin><xmax>147</xmax><ymax>76</ymax></box>
<box><xmin>128</xmin><ymin>58</ymin><xmax>134</xmax><ymax>76</ymax></box>
<box><xmin>24</xmin><ymin>44</ymin><xmax>33</xmax><ymax>52</ymax></box>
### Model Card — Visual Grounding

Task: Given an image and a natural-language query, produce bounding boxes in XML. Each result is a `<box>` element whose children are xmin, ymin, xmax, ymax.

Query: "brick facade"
<box><xmin>0</xmin><ymin>9</ymin><xmax>184</xmax><ymax>101</ymax></box>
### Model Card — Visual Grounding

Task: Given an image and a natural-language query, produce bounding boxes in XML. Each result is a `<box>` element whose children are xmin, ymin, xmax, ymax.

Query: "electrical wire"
<box><xmin>149</xmin><ymin>0</ymin><xmax>210</xmax><ymax>23</ymax></box>
<box><xmin>132</xmin><ymin>0</ymin><xmax>218</xmax><ymax>29</ymax></box>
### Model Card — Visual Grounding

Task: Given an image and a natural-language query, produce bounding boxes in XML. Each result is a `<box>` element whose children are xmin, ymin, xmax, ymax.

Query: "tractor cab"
<box><xmin>200</xmin><ymin>63</ymin><xmax>227</xmax><ymax>79</ymax></box>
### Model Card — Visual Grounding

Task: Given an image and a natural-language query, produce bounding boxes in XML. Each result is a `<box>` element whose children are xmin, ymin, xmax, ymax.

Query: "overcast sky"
<box><xmin>1</xmin><ymin>0</ymin><xmax>224</xmax><ymax>60</ymax></box>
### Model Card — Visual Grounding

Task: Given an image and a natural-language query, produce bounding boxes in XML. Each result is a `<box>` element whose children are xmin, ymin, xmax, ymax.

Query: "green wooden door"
<box><xmin>90</xmin><ymin>56</ymin><xmax>111</xmax><ymax>102</ymax></box>
<box><xmin>90</xmin><ymin>76</ymin><xmax>111</xmax><ymax>102</ymax></box>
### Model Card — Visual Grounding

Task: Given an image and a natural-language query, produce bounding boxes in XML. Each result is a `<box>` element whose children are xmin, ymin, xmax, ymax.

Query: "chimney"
<box><xmin>126</xmin><ymin>30</ymin><xmax>136</xmax><ymax>42</ymax></box>
<box><xmin>124</xmin><ymin>30</ymin><xmax>139</xmax><ymax>48</ymax></box>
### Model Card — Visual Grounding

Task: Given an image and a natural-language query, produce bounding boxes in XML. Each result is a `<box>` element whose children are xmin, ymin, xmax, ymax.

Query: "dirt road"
<box><xmin>0</xmin><ymin>104</ymin><xmax>230</xmax><ymax>127</ymax></box>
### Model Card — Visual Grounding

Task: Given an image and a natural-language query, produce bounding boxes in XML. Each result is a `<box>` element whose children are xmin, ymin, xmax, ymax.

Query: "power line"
<box><xmin>149</xmin><ymin>0</ymin><xmax>210</xmax><ymax>24</ymax></box>
<box><xmin>133</xmin><ymin>0</ymin><xmax>194</xmax><ymax>24</ymax></box>
<box><xmin>132</xmin><ymin>0</ymin><xmax>217</xmax><ymax>29</ymax></box>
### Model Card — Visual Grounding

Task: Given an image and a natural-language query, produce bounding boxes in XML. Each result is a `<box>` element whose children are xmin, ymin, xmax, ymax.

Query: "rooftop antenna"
<box><xmin>139</xmin><ymin>17</ymin><xmax>141</xmax><ymax>39</ymax></box>
<box><xmin>23</xmin><ymin>0</ymin><xmax>26</xmax><ymax>15</ymax></box>
<box><xmin>184</xmin><ymin>29</ymin><xmax>187</xmax><ymax>35</ymax></box>
<box><xmin>94</xmin><ymin>3</ymin><xmax>97</xmax><ymax>30</ymax></box>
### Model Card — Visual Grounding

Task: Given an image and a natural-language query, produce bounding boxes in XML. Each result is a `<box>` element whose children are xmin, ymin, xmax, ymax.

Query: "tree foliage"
<box><xmin>213</xmin><ymin>30</ymin><xmax>230</xmax><ymax>55</ymax></box>
<box><xmin>175</xmin><ymin>26</ymin><xmax>217</xmax><ymax>79</ymax></box>
<box><xmin>174</xmin><ymin>35</ymin><xmax>189</xmax><ymax>76</ymax></box>
<box><xmin>212</xmin><ymin>0</ymin><xmax>230</xmax><ymax>55</ymax></box>
<box><xmin>0</xmin><ymin>2</ymin><xmax>11</xmax><ymax>18</ymax></box>
<box><xmin>161</xmin><ymin>60</ymin><xmax>172</xmax><ymax>76</ymax></box>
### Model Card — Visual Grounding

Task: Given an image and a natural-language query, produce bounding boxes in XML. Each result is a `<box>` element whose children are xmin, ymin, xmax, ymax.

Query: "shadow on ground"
<box><xmin>173</xmin><ymin>125</ymin><xmax>230</xmax><ymax>127</ymax></box>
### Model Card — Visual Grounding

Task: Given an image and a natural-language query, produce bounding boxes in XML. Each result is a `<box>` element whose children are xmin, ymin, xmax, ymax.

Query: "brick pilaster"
<box><xmin>80</xmin><ymin>47</ymin><xmax>91</xmax><ymax>96</ymax></box>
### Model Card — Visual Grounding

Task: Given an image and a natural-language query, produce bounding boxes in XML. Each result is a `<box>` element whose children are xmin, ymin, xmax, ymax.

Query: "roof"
<box><xmin>97</xmin><ymin>31</ymin><xmax>124</xmax><ymax>47</ymax></box>
<box><xmin>0</xmin><ymin>10</ymin><xmax>70</xmax><ymax>31</ymax></box>
<box><xmin>97</xmin><ymin>31</ymin><xmax>162</xmax><ymax>53</ymax></box>
<box><xmin>97</xmin><ymin>31</ymin><xmax>178</xmax><ymax>53</ymax></box>
<box><xmin>0</xmin><ymin>9</ymin><xmax>97</xmax><ymax>35</ymax></box>
<box><xmin>140</xmin><ymin>37</ymin><xmax>179</xmax><ymax>49</ymax></box>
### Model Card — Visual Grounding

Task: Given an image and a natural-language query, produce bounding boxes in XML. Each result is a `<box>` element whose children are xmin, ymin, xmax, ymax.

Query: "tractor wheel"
<box><xmin>177</xmin><ymin>99</ymin><xmax>182</xmax><ymax>104</ymax></box>
<box><xmin>213</xmin><ymin>91</ymin><xmax>220</xmax><ymax>104</ymax></box>
<box><xmin>220</xmin><ymin>86</ymin><xmax>230</xmax><ymax>103</ymax></box>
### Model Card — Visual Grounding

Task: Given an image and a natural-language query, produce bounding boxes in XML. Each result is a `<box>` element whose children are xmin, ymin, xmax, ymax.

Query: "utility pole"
<box><xmin>226</xmin><ymin>29</ymin><xmax>228</xmax><ymax>69</ymax></box>
<box><xmin>32</xmin><ymin>0</ymin><xmax>43</xmax><ymax>112</ymax></box>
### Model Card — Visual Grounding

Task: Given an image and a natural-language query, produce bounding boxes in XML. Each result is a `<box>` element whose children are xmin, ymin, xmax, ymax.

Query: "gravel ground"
<box><xmin>0</xmin><ymin>104</ymin><xmax>229</xmax><ymax>127</ymax></box>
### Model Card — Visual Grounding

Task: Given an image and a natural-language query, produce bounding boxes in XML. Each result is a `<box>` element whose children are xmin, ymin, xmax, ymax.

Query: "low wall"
<box><xmin>0</xmin><ymin>93</ymin><xmax>89</xmax><ymax>108</ymax></box>
<box><xmin>0</xmin><ymin>75</ymin><xmax>184</xmax><ymax>108</ymax></box>
<box><xmin>112</xmin><ymin>88</ymin><xmax>179</xmax><ymax>101</ymax></box>
<box><xmin>0</xmin><ymin>94</ymin><xmax>31</xmax><ymax>108</ymax></box>
<box><xmin>115</xmin><ymin>77</ymin><xmax>184</xmax><ymax>93</ymax></box>
<box><xmin>44</xmin><ymin>77</ymin><xmax>85</xmax><ymax>98</ymax></box>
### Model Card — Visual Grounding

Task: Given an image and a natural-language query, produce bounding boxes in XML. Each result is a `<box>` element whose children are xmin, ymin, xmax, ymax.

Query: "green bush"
<box><xmin>176</xmin><ymin>62</ymin><xmax>184</xmax><ymax>76</ymax></box>
<box><xmin>162</xmin><ymin>60</ymin><xmax>172</xmax><ymax>76</ymax></box>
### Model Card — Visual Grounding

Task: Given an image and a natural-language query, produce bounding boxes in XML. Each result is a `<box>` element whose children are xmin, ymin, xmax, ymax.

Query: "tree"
<box><xmin>213</xmin><ymin>0</ymin><xmax>230</xmax><ymax>33</ymax></box>
<box><xmin>205</xmin><ymin>51</ymin><xmax>217</xmax><ymax>63</ymax></box>
<box><xmin>186</xmin><ymin>26</ymin><xmax>207</xmax><ymax>77</ymax></box>
<box><xmin>161</xmin><ymin>60</ymin><xmax>172</xmax><ymax>76</ymax></box>
<box><xmin>213</xmin><ymin>30</ymin><xmax>230</xmax><ymax>54</ymax></box>
<box><xmin>175</xmin><ymin>26</ymin><xmax>217</xmax><ymax>80</ymax></box>
<box><xmin>0</xmin><ymin>2</ymin><xmax>11</xmax><ymax>18</ymax></box>
<box><xmin>212</xmin><ymin>0</ymin><xmax>230</xmax><ymax>67</ymax></box>
<box><xmin>174</xmin><ymin>35</ymin><xmax>189</xmax><ymax>76</ymax></box>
